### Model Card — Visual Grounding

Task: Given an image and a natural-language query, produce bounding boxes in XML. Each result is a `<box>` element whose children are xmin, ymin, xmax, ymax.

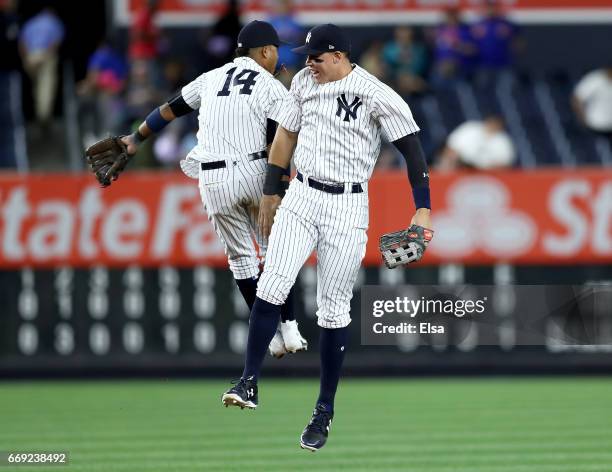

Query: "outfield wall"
<box><xmin>1</xmin><ymin>265</ymin><xmax>612</xmax><ymax>377</ymax></box>
<box><xmin>1</xmin><ymin>169</ymin><xmax>611</xmax><ymax>376</ymax></box>
<box><xmin>1</xmin><ymin>169</ymin><xmax>610</xmax><ymax>268</ymax></box>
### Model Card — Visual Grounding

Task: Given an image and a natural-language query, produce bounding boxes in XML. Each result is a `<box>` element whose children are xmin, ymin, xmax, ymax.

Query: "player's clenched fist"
<box><xmin>258</xmin><ymin>194</ymin><xmax>282</xmax><ymax>239</ymax></box>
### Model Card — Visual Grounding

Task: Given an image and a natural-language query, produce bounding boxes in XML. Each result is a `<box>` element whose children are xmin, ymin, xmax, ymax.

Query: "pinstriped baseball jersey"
<box><xmin>181</xmin><ymin>56</ymin><xmax>288</xmax><ymax>161</ymax></box>
<box><xmin>178</xmin><ymin>56</ymin><xmax>289</xmax><ymax>280</ymax></box>
<box><xmin>279</xmin><ymin>65</ymin><xmax>420</xmax><ymax>183</ymax></box>
<box><xmin>257</xmin><ymin>62</ymin><xmax>423</xmax><ymax>328</ymax></box>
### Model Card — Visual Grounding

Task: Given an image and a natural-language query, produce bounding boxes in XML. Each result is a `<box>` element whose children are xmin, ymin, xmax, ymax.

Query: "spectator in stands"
<box><xmin>129</xmin><ymin>0</ymin><xmax>164</xmax><ymax>89</ymax></box>
<box><xmin>268</xmin><ymin>0</ymin><xmax>304</xmax><ymax>87</ymax></box>
<box><xmin>19</xmin><ymin>6</ymin><xmax>64</xmax><ymax>130</ymax></box>
<box><xmin>129</xmin><ymin>0</ymin><xmax>161</xmax><ymax>62</ymax></box>
<box><xmin>153</xmin><ymin>119</ymin><xmax>184</xmax><ymax>167</ymax></box>
<box><xmin>203</xmin><ymin>0</ymin><xmax>242</xmax><ymax>71</ymax></box>
<box><xmin>435</xmin><ymin>115</ymin><xmax>515</xmax><ymax>171</ymax></box>
<box><xmin>359</xmin><ymin>40</ymin><xmax>386</xmax><ymax>81</ymax></box>
<box><xmin>125</xmin><ymin>60</ymin><xmax>162</xmax><ymax>122</ymax></box>
<box><xmin>430</xmin><ymin>7</ymin><xmax>476</xmax><ymax>87</ymax></box>
<box><xmin>0</xmin><ymin>0</ymin><xmax>26</xmax><ymax>169</ymax></box>
<box><xmin>77</xmin><ymin>36</ymin><xmax>128</xmax><ymax>145</ymax></box>
<box><xmin>382</xmin><ymin>26</ymin><xmax>428</xmax><ymax>95</ymax></box>
<box><xmin>572</xmin><ymin>67</ymin><xmax>612</xmax><ymax>146</ymax></box>
<box><xmin>152</xmin><ymin>58</ymin><xmax>195</xmax><ymax>166</ymax></box>
<box><xmin>471</xmin><ymin>0</ymin><xmax>521</xmax><ymax>83</ymax></box>
<box><xmin>124</xmin><ymin>60</ymin><xmax>163</xmax><ymax>168</ymax></box>
<box><xmin>162</xmin><ymin>58</ymin><xmax>189</xmax><ymax>94</ymax></box>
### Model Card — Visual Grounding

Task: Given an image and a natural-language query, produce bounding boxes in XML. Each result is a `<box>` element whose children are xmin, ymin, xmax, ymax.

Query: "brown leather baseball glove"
<box><xmin>85</xmin><ymin>136</ymin><xmax>134</xmax><ymax>187</ymax></box>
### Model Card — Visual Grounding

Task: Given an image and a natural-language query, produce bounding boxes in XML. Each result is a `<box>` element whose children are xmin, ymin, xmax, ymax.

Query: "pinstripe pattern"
<box><xmin>181</xmin><ymin>57</ymin><xmax>289</xmax><ymax>279</ymax></box>
<box><xmin>181</xmin><ymin>57</ymin><xmax>288</xmax><ymax>161</ymax></box>
<box><xmin>279</xmin><ymin>65</ymin><xmax>420</xmax><ymax>183</ymax></box>
<box><xmin>258</xmin><ymin>63</ymin><xmax>420</xmax><ymax>328</ymax></box>
<box><xmin>257</xmin><ymin>179</ymin><xmax>368</xmax><ymax>328</ymax></box>
<box><xmin>199</xmin><ymin>159</ymin><xmax>267</xmax><ymax>280</ymax></box>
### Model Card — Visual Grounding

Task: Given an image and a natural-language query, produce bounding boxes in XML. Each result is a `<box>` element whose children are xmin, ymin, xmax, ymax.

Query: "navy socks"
<box><xmin>242</xmin><ymin>297</ymin><xmax>281</xmax><ymax>380</ymax></box>
<box><xmin>279</xmin><ymin>287</ymin><xmax>295</xmax><ymax>322</ymax></box>
<box><xmin>317</xmin><ymin>326</ymin><xmax>349</xmax><ymax>412</ymax></box>
<box><xmin>235</xmin><ymin>276</ymin><xmax>258</xmax><ymax>310</ymax></box>
<box><xmin>237</xmin><ymin>277</ymin><xmax>348</xmax><ymax>412</ymax></box>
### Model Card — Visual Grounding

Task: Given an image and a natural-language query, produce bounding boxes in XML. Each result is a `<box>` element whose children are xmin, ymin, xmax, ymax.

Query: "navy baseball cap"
<box><xmin>237</xmin><ymin>20</ymin><xmax>282</xmax><ymax>48</ymax></box>
<box><xmin>292</xmin><ymin>24</ymin><xmax>351</xmax><ymax>55</ymax></box>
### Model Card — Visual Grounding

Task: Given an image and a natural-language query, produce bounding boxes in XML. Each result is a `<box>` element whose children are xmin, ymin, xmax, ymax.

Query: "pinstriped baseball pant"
<box><xmin>257</xmin><ymin>178</ymin><xmax>368</xmax><ymax>328</ymax></box>
<box><xmin>198</xmin><ymin>158</ymin><xmax>267</xmax><ymax>280</ymax></box>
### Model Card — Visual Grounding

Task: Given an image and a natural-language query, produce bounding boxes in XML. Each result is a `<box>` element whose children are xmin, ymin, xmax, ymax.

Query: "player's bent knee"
<box><xmin>257</xmin><ymin>272</ymin><xmax>293</xmax><ymax>306</ymax></box>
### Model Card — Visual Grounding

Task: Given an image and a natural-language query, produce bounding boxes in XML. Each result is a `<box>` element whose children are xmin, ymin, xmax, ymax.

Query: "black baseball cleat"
<box><xmin>300</xmin><ymin>403</ymin><xmax>333</xmax><ymax>451</ymax></box>
<box><xmin>221</xmin><ymin>376</ymin><xmax>258</xmax><ymax>409</ymax></box>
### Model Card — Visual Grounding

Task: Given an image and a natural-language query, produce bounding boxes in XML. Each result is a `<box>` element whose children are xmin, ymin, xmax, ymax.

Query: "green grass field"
<box><xmin>1</xmin><ymin>378</ymin><xmax>611</xmax><ymax>472</ymax></box>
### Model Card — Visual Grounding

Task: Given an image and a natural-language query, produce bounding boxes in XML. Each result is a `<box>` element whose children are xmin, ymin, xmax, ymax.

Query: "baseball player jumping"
<box><xmin>222</xmin><ymin>24</ymin><xmax>433</xmax><ymax>451</ymax></box>
<box><xmin>85</xmin><ymin>21</ymin><xmax>307</xmax><ymax>357</ymax></box>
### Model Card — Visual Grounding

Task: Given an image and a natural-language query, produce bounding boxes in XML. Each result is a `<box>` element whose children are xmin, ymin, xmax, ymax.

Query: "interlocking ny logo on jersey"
<box><xmin>336</xmin><ymin>93</ymin><xmax>363</xmax><ymax>122</ymax></box>
<box><xmin>306</xmin><ymin>32</ymin><xmax>312</xmax><ymax>43</ymax></box>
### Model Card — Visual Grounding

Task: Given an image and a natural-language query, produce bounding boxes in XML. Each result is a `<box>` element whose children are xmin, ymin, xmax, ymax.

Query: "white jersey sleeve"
<box><xmin>265</xmin><ymin>78</ymin><xmax>290</xmax><ymax>123</ymax></box>
<box><xmin>278</xmin><ymin>69</ymin><xmax>308</xmax><ymax>132</ymax></box>
<box><xmin>372</xmin><ymin>82</ymin><xmax>420</xmax><ymax>142</ymax></box>
<box><xmin>180</xmin><ymin>73</ymin><xmax>206</xmax><ymax>110</ymax></box>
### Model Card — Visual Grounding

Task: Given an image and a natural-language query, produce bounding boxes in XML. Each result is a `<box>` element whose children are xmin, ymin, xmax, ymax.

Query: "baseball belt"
<box><xmin>296</xmin><ymin>172</ymin><xmax>363</xmax><ymax>194</ymax></box>
<box><xmin>200</xmin><ymin>150</ymin><xmax>268</xmax><ymax>171</ymax></box>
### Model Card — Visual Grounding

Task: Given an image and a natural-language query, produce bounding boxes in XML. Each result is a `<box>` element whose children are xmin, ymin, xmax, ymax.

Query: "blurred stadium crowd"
<box><xmin>1</xmin><ymin>0</ymin><xmax>611</xmax><ymax>173</ymax></box>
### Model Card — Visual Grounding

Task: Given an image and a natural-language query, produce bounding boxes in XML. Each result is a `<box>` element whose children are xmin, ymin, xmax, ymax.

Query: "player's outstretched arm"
<box><xmin>120</xmin><ymin>103</ymin><xmax>177</xmax><ymax>154</ymax></box>
<box><xmin>259</xmin><ymin>126</ymin><xmax>299</xmax><ymax>238</ymax></box>
<box><xmin>85</xmin><ymin>93</ymin><xmax>197</xmax><ymax>188</ymax></box>
<box><xmin>121</xmin><ymin>91</ymin><xmax>195</xmax><ymax>153</ymax></box>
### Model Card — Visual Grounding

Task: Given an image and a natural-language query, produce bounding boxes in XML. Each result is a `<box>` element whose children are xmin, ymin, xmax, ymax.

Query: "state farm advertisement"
<box><xmin>371</xmin><ymin>170</ymin><xmax>612</xmax><ymax>266</ymax></box>
<box><xmin>0</xmin><ymin>169</ymin><xmax>610</xmax><ymax>268</ymax></box>
<box><xmin>0</xmin><ymin>173</ymin><xmax>226</xmax><ymax>268</ymax></box>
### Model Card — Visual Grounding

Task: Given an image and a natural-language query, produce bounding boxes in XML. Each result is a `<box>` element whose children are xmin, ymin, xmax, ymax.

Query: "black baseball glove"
<box><xmin>85</xmin><ymin>136</ymin><xmax>134</xmax><ymax>187</ymax></box>
<box><xmin>379</xmin><ymin>224</ymin><xmax>434</xmax><ymax>269</ymax></box>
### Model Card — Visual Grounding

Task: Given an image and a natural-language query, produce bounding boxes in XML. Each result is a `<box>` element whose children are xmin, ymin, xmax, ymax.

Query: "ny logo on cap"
<box><xmin>306</xmin><ymin>32</ymin><xmax>312</xmax><ymax>43</ymax></box>
<box><xmin>336</xmin><ymin>93</ymin><xmax>363</xmax><ymax>122</ymax></box>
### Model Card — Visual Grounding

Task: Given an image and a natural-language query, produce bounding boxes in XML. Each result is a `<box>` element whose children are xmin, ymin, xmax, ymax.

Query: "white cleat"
<box><xmin>268</xmin><ymin>329</ymin><xmax>287</xmax><ymax>359</ymax></box>
<box><xmin>281</xmin><ymin>320</ymin><xmax>308</xmax><ymax>353</ymax></box>
<box><xmin>221</xmin><ymin>393</ymin><xmax>257</xmax><ymax>410</ymax></box>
